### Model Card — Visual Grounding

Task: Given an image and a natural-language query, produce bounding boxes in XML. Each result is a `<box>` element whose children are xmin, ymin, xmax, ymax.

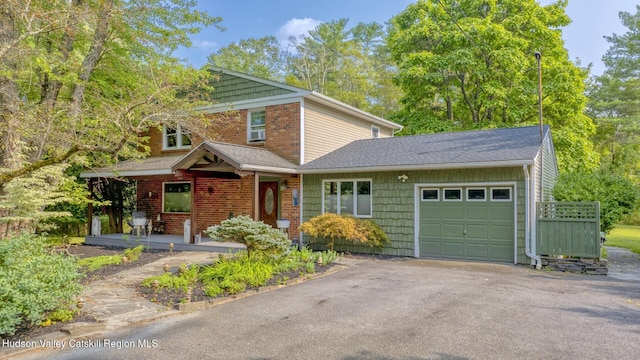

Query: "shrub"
<box><xmin>0</xmin><ymin>234</ymin><xmax>83</xmax><ymax>336</ymax></box>
<box><xmin>203</xmin><ymin>216</ymin><xmax>290</xmax><ymax>258</ymax></box>
<box><xmin>553</xmin><ymin>171</ymin><xmax>639</xmax><ymax>233</ymax></box>
<box><xmin>299</xmin><ymin>213</ymin><xmax>390</xmax><ymax>250</ymax></box>
<box><xmin>77</xmin><ymin>245</ymin><xmax>144</xmax><ymax>271</ymax></box>
<box><xmin>141</xmin><ymin>263</ymin><xmax>198</xmax><ymax>293</ymax></box>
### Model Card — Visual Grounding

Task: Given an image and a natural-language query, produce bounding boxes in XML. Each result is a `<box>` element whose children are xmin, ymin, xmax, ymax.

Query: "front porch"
<box><xmin>84</xmin><ymin>233</ymin><xmax>246</xmax><ymax>253</ymax></box>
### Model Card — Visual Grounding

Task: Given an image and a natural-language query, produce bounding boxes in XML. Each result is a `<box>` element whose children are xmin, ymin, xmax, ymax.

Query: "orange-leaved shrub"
<box><xmin>299</xmin><ymin>213</ymin><xmax>389</xmax><ymax>251</ymax></box>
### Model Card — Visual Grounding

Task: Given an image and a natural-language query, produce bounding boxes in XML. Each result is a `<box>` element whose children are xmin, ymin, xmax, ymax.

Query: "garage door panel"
<box><xmin>489</xmin><ymin>244</ymin><xmax>513</xmax><ymax>262</ymax></box>
<box><xmin>421</xmin><ymin>223</ymin><xmax>441</xmax><ymax>237</ymax></box>
<box><xmin>466</xmin><ymin>243</ymin><xmax>489</xmax><ymax>259</ymax></box>
<box><xmin>466</xmin><ymin>224</ymin><xmax>488</xmax><ymax>240</ymax></box>
<box><xmin>442</xmin><ymin>205</ymin><xmax>464</xmax><ymax>220</ymax></box>
<box><xmin>443</xmin><ymin>224</ymin><xmax>464</xmax><ymax>239</ymax></box>
<box><xmin>443</xmin><ymin>242</ymin><xmax>464</xmax><ymax>257</ymax></box>
<box><xmin>489</xmin><ymin>224</ymin><xmax>513</xmax><ymax>241</ymax></box>
<box><xmin>420</xmin><ymin>239</ymin><xmax>443</xmax><ymax>257</ymax></box>
<box><xmin>466</xmin><ymin>205</ymin><xmax>489</xmax><ymax>220</ymax></box>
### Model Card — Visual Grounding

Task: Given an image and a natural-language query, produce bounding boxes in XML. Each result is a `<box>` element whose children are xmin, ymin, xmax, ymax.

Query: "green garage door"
<box><xmin>419</xmin><ymin>186</ymin><xmax>514</xmax><ymax>262</ymax></box>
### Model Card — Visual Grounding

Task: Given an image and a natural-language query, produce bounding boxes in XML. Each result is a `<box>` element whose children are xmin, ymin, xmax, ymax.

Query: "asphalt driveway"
<box><xmin>31</xmin><ymin>257</ymin><xmax>640</xmax><ymax>360</ymax></box>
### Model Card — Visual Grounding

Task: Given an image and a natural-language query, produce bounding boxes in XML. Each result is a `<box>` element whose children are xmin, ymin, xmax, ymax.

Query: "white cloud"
<box><xmin>276</xmin><ymin>18</ymin><xmax>322</xmax><ymax>47</ymax></box>
<box><xmin>191</xmin><ymin>39</ymin><xmax>217</xmax><ymax>50</ymax></box>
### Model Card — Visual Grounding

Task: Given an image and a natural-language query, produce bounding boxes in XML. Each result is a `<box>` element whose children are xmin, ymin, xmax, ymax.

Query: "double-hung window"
<box><xmin>248</xmin><ymin>110</ymin><xmax>266</xmax><ymax>142</ymax></box>
<box><xmin>323</xmin><ymin>179</ymin><xmax>372</xmax><ymax>217</ymax></box>
<box><xmin>163</xmin><ymin>125</ymin><xmax>191</xmax><ymax>150</ymax></box>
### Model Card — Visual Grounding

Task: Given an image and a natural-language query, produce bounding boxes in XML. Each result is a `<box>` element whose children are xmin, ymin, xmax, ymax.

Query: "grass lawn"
<box><xmin>605</xmin><ymin>225</ymin><xmax>640</xmax><ymax>255</ymax></box>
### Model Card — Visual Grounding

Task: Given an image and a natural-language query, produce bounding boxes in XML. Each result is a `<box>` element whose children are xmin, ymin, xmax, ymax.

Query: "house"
<box><xmin>80</xmin><ymin>67</ymin><xmax>402</xmax><ymax>244</ymax></box>
<box><xmin>81</xmin><ymin>67</ymin><xmax>559</xmax><ymax>266</ymax></box>
<box><xmin>298</xmin><ymin>125</ymin><xmax>558</xmax><ymax>265</ymax></box>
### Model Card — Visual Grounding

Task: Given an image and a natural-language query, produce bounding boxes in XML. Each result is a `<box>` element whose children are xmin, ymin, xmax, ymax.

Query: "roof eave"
<box><xmin>79</xmin><ymin>169</ymin><xmax>174</xmax><ymax>178</ymax></box>
<box><xmin>299</xmin><ymin>160</ymin><xmax>535</xmax><ymax>174</ymax></box>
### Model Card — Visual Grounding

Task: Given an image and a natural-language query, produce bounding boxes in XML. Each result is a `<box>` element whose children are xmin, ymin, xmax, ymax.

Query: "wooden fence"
<box><xmin>536</xmin><ymin>202</ymin><xmax>601</xmax><ymax>258</ymax></box>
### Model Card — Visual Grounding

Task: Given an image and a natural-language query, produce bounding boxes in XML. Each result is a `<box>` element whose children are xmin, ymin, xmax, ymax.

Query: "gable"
<box><xmin>208</xmin><ymin>70</ymin><xmax>298</xmax><ymax>104</ymax></box>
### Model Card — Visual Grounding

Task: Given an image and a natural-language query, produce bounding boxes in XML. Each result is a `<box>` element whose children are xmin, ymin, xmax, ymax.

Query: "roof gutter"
<box><xmin>523</xmin><ymin>164</ymin><xmax>542</xmax><ymax>269</ymax></box>
<box><xmin>300</xmin><ymin>160</ymin><xmax>535</xmax><ymax>174</ymax></box>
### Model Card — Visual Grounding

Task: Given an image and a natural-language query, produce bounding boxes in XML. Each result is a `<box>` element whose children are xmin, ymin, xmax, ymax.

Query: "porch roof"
<box><xmin>171</xmin><ymin>141</ymin><xmax>298</xmax><ymax>175</ymax></box>
<box><xmin>79</xmin><ymin>155</ymin><xmax>184</xmax><ymax>178</ymax></box>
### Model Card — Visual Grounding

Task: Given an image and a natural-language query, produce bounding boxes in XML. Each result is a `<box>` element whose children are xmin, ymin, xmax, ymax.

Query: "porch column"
<box><xmin>87</xmin><ymin>179</ymin><xmax>94</xmax><ymax>236</ymax></box>
<box><xmin>253</xmin><ymin>172</ymin><xmax>259</xmax><ymax>220</ymax></box>
<box><xmin>190</xmin><ymin>178</ymin><xmax>196</xmax><ymax>244</ymax></box>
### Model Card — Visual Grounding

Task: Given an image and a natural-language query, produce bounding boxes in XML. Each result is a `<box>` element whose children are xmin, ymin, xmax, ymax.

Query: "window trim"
<box><xmin>162</xmin><ymin>125</ymin><xmax>191</xmax><ymax>150</ymax></box>
<box><xmin>371</xmin><ymin>125</ymin><xmax>380</xmax><ymax>139</ymax></box>
<box><xmin>466</xmin><ymin>188</ymin><xmax>486</xmax><ymax>201</ymax></box>
<box><xmin>162</xmin><ymin>181</ymin><xmax>192</xmax><ymax>213</ymax></box>
<box><xmin>443</xmin><ymin>188</ymin><xmax>462</xmax><ymax>202</ymax></box>
<box><xmin>490</xmin><ymin>187</ymin><xmax>512</xmax><ymax>202</ymax></box>
<box><xmin>421</xmin><ymin>188</ymin><xmax>439</xmax><ymax>201</ymax></box>
<box><xmin>322</xmin><ymin>179</ymin><xmax>373</xmax><ymax>218</ymax></box>
<box><xmin>247</xmin><ymin>109</ymin><xmax>266</xmax><ymax>143</ymax></box>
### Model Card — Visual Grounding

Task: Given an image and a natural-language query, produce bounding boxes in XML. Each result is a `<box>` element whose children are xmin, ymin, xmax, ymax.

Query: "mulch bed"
<box><xmin>136</xmin><ymin>262</ymin><xmax>338</xmax><ymax>307</ymax></box>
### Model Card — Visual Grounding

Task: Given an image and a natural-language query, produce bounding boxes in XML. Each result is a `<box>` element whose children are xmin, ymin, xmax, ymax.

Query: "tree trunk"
<box><xmin>70</xmin><ymin>0</ymin><xmax>114</xmax><ymax>117</ymax></box>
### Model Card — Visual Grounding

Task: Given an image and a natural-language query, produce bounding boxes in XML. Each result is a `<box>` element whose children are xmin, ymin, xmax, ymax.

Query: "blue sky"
<box><xmin>174</xmin><ymin>0</ymin><xmax>639</xmax><ymax>76</ymax></box>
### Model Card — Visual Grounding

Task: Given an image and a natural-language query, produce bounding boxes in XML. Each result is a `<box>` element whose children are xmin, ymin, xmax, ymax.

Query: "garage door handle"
<box><xmin>463</xmin><ymin>229</ymin><xmax>467</xmax><ymax>235</ymax></box>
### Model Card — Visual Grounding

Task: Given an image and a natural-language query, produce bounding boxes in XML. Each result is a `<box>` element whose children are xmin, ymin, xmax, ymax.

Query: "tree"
<box><xmin>0</xmin><ymin>0</ymin><xmax>221</xmax><ymax>190</ymax></box>
<box><xmin>207</xmin><ymin>36</ymin><xmax>286</xmax><ymax>80</ymax></box>
<box><xmin>386</xmin><ymin>0</ymin><xmax>598</xmax><ymax>172</ymax></box>
<box><xmin>587</xmin><ymin>5</ymin><xmax>640</xmax><ymax>181</ymax></box>
<box><xmin>553</xmin><ymin>171</ymin><xmax>639</xmax><ymax>233</ymax></box>
<box><xmin>285</xmin><ymin>19</ymin><xmax>402</xmax><ymax>117</ymax></box>
<box><xmin>0</xmin><ymin>0</ymin><xmax>221</xmax><ymax>232</ymax></box>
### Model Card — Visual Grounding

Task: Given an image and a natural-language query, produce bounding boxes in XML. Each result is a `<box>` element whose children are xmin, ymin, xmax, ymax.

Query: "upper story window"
<box><xmin>248</xmin><ymin>110</ymin><xmax>266</xmax><ymax>142</ymax></box>
<box><xmin>163</xmin><ymin>125</ymin><xmax>191</xmax><ymax>150</ymax></box>
<box><xmin>371</xmin><ymin>125</ymin><xmax>380</xmax><ymax>138</ymax></box>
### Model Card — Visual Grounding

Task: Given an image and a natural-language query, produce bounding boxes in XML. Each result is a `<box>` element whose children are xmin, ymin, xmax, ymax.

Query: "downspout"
<box><xmin>523</xmin><ymin>164</ymin><xmax>542</xmax><ymax>269</ymax></box>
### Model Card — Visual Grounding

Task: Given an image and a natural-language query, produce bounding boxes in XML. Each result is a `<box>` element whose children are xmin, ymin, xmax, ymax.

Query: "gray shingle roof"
<box><xmin>172</xmin><ymin>141</ymin><xmax>298</xmax><ymax>173</ymax></box>
<box><xmin>299</xmin><ymin>126</ymin><xmax>549</xmax><ymax>173</ymax></box>
<box><xmin>80</xmin><ymin>155</ymin><xmax>184</xmax><ymax>178</ymax></box>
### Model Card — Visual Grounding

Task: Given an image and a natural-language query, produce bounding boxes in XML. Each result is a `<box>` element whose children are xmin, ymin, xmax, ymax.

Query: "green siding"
<box><xmin>302</xmin><ymin>167</ymin><xmax>529</xmax><ymax>263</ymax></box>
<box><xmin>209</xmin><ymin>72</ymin><xmax>295</xmax><ymax>103</ymax></box>
<box><xmin>541</xmin><ymin>134</ymin><xmax>558</xmax><ymax>201</ymax></box>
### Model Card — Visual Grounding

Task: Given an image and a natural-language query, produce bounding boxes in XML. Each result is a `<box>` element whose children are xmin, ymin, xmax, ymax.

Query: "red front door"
<box><xmin>259</xmin><ymin>182</ymin><xmax>278</xmax><ymax>227</ymax></box>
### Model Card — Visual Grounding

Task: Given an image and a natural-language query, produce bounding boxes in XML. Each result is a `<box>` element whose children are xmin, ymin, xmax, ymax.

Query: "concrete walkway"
<box><xmin>605</xmin><ymin>245</ymin><xmax>640</xmax><ymax>281</ymax></box>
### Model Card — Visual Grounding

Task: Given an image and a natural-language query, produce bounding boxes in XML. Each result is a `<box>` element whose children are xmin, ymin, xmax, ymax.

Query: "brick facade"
<box><xmin>133</xmin><ymin>174</ymin><xmax>300</xmax><ymax>237</ymax></box>
<box><xmin>131</xmin><ymin>101</ymin><xmax>303</xmax><ymax>238</ymax></box>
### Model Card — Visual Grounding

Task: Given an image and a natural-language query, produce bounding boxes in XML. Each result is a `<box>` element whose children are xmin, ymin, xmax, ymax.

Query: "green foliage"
<box><xmin>140</xmin><ymin>247</ymin><xmax>340</xmax><ymax>302</ymax></box>
<box><xmin>198</xmin><ymin>253</ymin><xmax>274</xmax><ymax>294</ymax></box>
<box><xmin>77</xmin><ymin>245</ymin><xmax>144</xmax><ymax>271</ymax></box>
<box><xmin>299</xmin><ymin>213</ymin><xmax>390</xmax><ymax>251</ymax></box>
<box><xmin>208</xmin><ymin>36</ymin><xmax>286</xmax><ymax>80</ymax></box>
<box><xmin>123</xmin><ymin>245</ymin><xmax>144</xmax><ymax>262</ymax></box>
<box><xmin>0</xmin><ymin>234</ymin><xmax>83</xmax><ymax>336</ymax></box>
<box><xmin>586</xmin><ymin>7</ymin><xmax>640</xmax><ymax>182</ymax></box>
<box><xmin>141</xmin><ymin>264</ymin><xmax>198</xmax><ymax>293</ymax></box>
<box><xmin>77</xmin><ymin>255</ymin><xmax>123</xmax><ymax>271</ymax></box>
<box><xmin>203</xmin><ymin>216</ymin><xmax>290</xmax><ymax>258</ymax></box>
<box><xmin>387</xmin><ymin>0</ymin><xmax>598</xmax><ymax>172</ymax></box>
<box><xmin>553</xmin><ymin>171</ymin><xmax>639</xmax><ymax>233</ymax></box>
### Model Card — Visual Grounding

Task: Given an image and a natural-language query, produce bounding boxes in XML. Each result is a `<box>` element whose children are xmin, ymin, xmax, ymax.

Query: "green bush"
<box><xmin>0</xmin><ymin>234</ymin><xmax>83</xmax><ymax>336</ymax></box>
<box><xmin>299</xmin><ymin>213</ymin><xmax>390</xmax><ymax>250</ymax></box>
<box><xmin>203</xmin><ymin>216</ymin><xmax>290</xmax><ymax>258</ymax></box>
<box><xmin>553</xmin><ymin>171</ymin><xmax>639</xmax><ymax>233</ymax></box>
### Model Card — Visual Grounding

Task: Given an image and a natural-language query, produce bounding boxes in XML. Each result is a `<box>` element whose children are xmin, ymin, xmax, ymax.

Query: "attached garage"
<box><xmin>300</xmin><ymin>126</ymin><xmax>559</xmax><ymax>266</ymax></box>
<box><xmin>418</xmin><ymin>185</ymin><xmax>515</xmax><ymax>262</ymax></box>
